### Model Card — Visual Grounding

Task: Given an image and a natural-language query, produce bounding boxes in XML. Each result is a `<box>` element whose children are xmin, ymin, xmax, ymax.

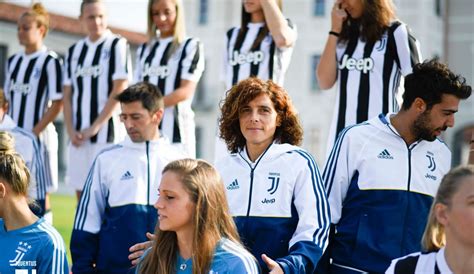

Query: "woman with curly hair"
<box><xmin>217</xmin><ymin>77</ymin><xmax>330</xmax><ymax>273</ymax></box>
<box><xmin>317</xmin><ymin>0</ymin><xmax>422</xmax><ymax>155</ymax></box>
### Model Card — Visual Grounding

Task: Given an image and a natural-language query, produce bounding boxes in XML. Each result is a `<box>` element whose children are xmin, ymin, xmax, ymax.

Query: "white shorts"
<box><xmin>40</xmin><ymin>123</ymin><xmax>59</xmax><ymax>193</ymax></box>
<box><xmin>66</xmin><ymin>142</ymin><xmax>111</xmax><ymax>191</ymax></box>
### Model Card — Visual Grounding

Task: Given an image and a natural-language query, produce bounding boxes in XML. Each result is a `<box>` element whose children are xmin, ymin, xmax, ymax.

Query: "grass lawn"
<box><xmin>50</xmin><ymin>193</ymin><xmax>76</xmax><ymax>266</ymax></box>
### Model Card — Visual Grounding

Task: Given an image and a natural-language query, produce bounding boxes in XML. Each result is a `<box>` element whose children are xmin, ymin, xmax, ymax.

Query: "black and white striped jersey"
<box><xmin>222</xmin><ymin>20</ymin><xmax>296</xmax><ymax>90</ymax></box>
<box><xmin>4</xmin><ymin>46</ymin><xmax>62</xmax><ymax>131</ymax></box>
<box><xmin>328</xmin><ymin>21</ymin><xmax>422</xmax><ymax>146</ymax></box>
<box><xmin>135</xmin><ymin>36</ymin><xmax>204</xmax><ymax>157</ymax></box>
<box><xmin>64</xmin><ymin>30</ymin><xmax>131</xmax><ymax>144</ymax></box>
<box><xmin>386</xmin><ymin>247</ymin><xmax>452</xmax><ymax>274</ymax></box>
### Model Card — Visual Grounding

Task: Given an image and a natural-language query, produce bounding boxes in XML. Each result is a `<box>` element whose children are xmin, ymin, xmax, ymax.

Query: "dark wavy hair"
<box><xmin>219</xmin><ymin>77</ymin><xmax>303</xmax><ymax>153</ymax></box>
<box><xmin>340</xmin><ymin>0</ymin><xmax>396</xmax><ymax>44</ymax></box>
<box><xmin>402</xmin><ymin>59</ymin><xmax>472</xmax><ymax>110</ymax></box>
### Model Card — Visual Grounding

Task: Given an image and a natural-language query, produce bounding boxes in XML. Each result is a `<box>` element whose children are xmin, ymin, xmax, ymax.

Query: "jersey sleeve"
<box><xmin>133</xmin><ymin>43</ymin><xmax>147</xmax><ymax>84</ymax></box>
<box><xmin>179</xmin><ymin>38</ymin><xmax>205</xmax><ymax>83</ymax></box>
<box><xmin>36</xmin><ymin>222</ymin><xmax>69</xmax><ymax>274</ymax></box>
<box><xmin>63</xmin><ymin>44</ymin><xmax>75</xmax><ymax>87</ymax></box>
<box><xmin>112</xmin><ymin>37</ymin><xmax>132</xmax><ymax>81</ymax></box>
<box><xmin>392</xmin><ymin>22</ymin><xmax>422</xmax><ymax>76</ymax></box>
<box><xmin>276</xmin><ymin>150</ymin><xmax>330</xmax><ymax>273</ymax></box>
<box><xmin>46</xmin><ymin>53</ymin><xmax>63</xmax><ymax>101</ymax></box>
<box><xmin>71</xmin><ymin>155</ymin><xmax>108</xmax><ymax>273</ymax></box>
<box><xmin>4</xmin><ymin>57</ymin><xmax>13</xmax><ymax>100</ymax></box>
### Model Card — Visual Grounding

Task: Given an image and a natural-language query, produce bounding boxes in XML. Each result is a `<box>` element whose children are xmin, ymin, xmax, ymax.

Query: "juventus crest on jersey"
<box><xmin>328</xmin><ymin>21</ymin><xmax>422</xmax><ymax>146</ymax></box>
<box><xmin>222</xmin><ymin>19</ymin><xmax>296</xmax><ymax>90</ymax></box>
<box><xmin>135</xmin><ymin>36</ymin><xmax>204</xmax><ymax>157</ymax></box>
<box><xmin>4</xmin><ymin>46</ymin><xmax>63</xmax><ymax>131</ymax></box>
<box><xmin>64</xmin><ymin>30</ymin><xmax>131</xmax><ymax>144</ymax></box>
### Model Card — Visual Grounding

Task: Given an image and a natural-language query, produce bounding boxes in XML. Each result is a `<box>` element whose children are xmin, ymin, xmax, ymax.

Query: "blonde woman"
<box><xmin>0</xmin><ymin>131</ymin><xmax>68</xmax><ymax>273</ymax></box>
<box><xmin>386</xmin><ymin>165</ymin><xmax>474</xmax><ymax>273</ymax></box>
<box><xmin>136</xmin><ymin>159</ymin><xmax>259</xmax><ymax>274</ymax></box>
<box><xmin>4</xmin><ymin>2</ymin><xmax>62</xmax><ymax>220</ymax></box>
<box><xmin>135</xmin><ymin>0</ymin><xmax>205</xmax><ymax>158</ymax></box>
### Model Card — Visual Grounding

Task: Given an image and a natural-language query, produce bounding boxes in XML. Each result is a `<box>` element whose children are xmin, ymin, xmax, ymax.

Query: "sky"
<box><xmin>6</xmin><ymin>0</ymin><xmax>150</xmax><ymax>33</ymax></box>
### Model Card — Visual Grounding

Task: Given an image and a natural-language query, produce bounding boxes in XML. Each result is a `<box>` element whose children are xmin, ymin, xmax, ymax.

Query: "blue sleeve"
<box><xmin>275</xmin><ymin>150</ymin><xmax>331</xmax><ymax>273</ymax></box>
<box><xmin>70</xmin><ymin>157</ymin><xmax>106</xmax><ymax>273</ymax></box>
<box><xmin>70</xmin><ymin>230</ymin><xmax>99</xmax><ymax>273</ymax></box>
<box><xmin>37</xmin><ymin>230</ymin><xmax>69</xmax><ymax>274</ymax></box>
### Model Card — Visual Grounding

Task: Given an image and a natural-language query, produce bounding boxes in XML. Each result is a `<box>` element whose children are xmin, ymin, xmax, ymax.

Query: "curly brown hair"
<box><xmin>340</xmin><ymin>0</ymin><xmax>396</xmax><ymax>44</ymax></box>
<box><xmin>219</xmin><ymin>78</ymin><xmax>303</xmax><ymax>153</ymax></box>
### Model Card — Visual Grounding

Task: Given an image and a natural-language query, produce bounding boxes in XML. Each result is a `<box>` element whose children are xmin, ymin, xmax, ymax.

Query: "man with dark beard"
<box><xmin>318</xmin><ymin>59</ymin><xmax>472</xmax><ymax>274</ymax></box>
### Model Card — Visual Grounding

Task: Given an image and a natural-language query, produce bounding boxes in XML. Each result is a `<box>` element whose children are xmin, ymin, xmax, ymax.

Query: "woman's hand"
<box><xmin>262</xmin><ymin>254</ymin><xmax>284</xmax><ymax>274</ymax></box>
<box><xmin>331</xmin><ymin>0</ymin><xmax>348</xmax><ymax>33</ymax></box>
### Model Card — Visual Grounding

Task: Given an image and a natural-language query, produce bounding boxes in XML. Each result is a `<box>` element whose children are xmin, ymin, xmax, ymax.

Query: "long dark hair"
<box><xmin>234</xmin><ymin>0</ymin><xmax>283</xmax><ymax>52</ymax></box>
<box><xmin>339</xmin><ymin>0</ymin><xmax>396</xmax><ymax>44</ymax></box>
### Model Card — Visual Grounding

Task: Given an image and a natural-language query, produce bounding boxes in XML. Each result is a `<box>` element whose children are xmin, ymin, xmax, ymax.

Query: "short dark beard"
<box><xmin>412</xmin><ymin>110</ymin><xmax>437</xmax><ymax>142</ymax></box>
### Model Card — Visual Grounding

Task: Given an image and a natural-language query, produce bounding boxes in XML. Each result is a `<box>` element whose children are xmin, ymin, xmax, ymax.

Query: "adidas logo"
<box><xmin>377</xmin><ymin>149</ymin><xmax>394</xmax><ymax>159</ymax></box>
<box><xmin>227</xmin><ymin>179</ymin><xmax>239</xmax><ymax>190</ymax></box>
<box><xmin>120</xmin><ymin>171</ymin><xmax>134</xmax><ymax>180</ymax></box>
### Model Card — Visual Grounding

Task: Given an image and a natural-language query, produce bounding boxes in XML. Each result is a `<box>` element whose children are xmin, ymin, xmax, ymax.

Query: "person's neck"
<box><xmin>250</xmin><ymin>11</ymin><xmax>265</xmax><ymax>23</ymax></box>
<box><xmin>24</xmin><ymin>43</ymin><xmax>42</xmax><ymax>55</ymax></box>
<box><xmin>246</xmin><ymin>142</ymin><xmax>271</xmax><ymax>162</ymax></box>
<box><xmin>390</xmin><ymin>111</ymin><xmax>418</xmax><ymax>145</ymax></box>
<box><xmin>444</xmin><ymin>241</ymin><xmax>474</xmax><ymax>274</ymax></box>
<box><xmin>3</xmin><ymin>197</ymin><xmax>38</xmax><ymax>231</ymax></box>
<box><xmin>88</xmin><ymin>32</ymin><xmax>104</xmax><ymax>42</ymax></box>
<box><xmin>147</xmin><ymin>130</ymin><xmax>160</xmax><ymax>141</ymax></box>
<box><xmin>176</xmin><ymin>229</ymin><xmax>193</xmax><ymax>259</ymax></box>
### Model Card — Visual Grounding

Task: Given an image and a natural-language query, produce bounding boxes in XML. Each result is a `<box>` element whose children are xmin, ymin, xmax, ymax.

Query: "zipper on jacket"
<box><xmin>407</xmin><ymin>147</ymin><xmax>412</xmax><ymax>191</ymax></box>
<box><xmin>146</xmin><ymin>141</ymin><xmax>150</xmax><ymax>205</ymax></box>
<box><xmin>246</xmin><ymin>169</ymin><xmax>255</xmax><ymax>217</ymax></box>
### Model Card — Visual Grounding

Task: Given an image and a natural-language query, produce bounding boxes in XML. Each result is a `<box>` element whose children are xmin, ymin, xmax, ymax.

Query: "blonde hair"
<box><xmin>137</xmin><ymin>159</ymin><xmax>242</xmax><ymax>274</ymax></box>
<box><xmin>421</xmin><ymin>165</ymin><xmax>474</xmax><ymax>252</ymax></box>
<box><xmin>20</xmin><ymin>3</ymin><xmax>50</xmax><ymax>37</ymax></box>
<box><xmin>147</xmin><ymin>0</ymin><xmax>185</xmax><ymax>58</ymax></box>
<box><xmin>0</xmin><ymin>131</ymin><xmax>30</xmax><ymax>196</ymax></box>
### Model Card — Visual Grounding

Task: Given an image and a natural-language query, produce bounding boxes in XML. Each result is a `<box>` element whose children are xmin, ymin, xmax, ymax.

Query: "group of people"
<box><xmin>0</xmin><ymin>0</ymin><xmax>473</xmax><ymax>273</ymax></box>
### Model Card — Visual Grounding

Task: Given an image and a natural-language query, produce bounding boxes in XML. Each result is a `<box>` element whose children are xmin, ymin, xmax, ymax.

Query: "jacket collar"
<box><xmin>0</xmin><ymin>115</ymin><xmax>17</xmax><ymax>131</ymax></box>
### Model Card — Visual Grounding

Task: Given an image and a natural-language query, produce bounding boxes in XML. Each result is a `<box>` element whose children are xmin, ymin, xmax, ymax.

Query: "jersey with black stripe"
<box><xmin>64</xmin><ymin>30</ymin><xmax>131</xmax><ymax>144</ymax></box>
<box><xmin>328</xmin><ymin>21</ymin><xmax>422</xmax><ymax>147</ymax></box>
<box><xmin>222</xmin><ymin>19</ymin><xmax>296</xmax><ymax>90</ymax></box>
<box><xmin>4</xmin><ymin>46</ymin><xmax>62</xmax><ymax>131</ymax></box>
<box><xmin>134</xmin><ymin>36</ymin><xmax>204</xmax><ymax>157</ymax></box>
<box><xmin>386</xmin><ymin>247</ymin><xmax>451</xmax><ymax>274</ymax></box>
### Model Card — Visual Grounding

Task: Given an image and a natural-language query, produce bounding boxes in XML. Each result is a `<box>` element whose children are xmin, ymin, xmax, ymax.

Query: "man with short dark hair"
<box><xmin>320</xmin><ymin>59</ymin><xmax>472</xmax><ymax>273</ymax></box>
<box><xmin>70</xmin><ymin>82</ymin><xmax>184</xmax><ymax>274</ymax></box>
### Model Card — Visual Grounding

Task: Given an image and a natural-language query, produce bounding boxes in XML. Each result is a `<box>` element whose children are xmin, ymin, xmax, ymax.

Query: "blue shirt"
<box><xmin>137</xmin><ymin>238</ymin><xmax>259</xmax><ymax>274</ymax></box>
<box><xmin>0</xmin><ymin>217</ymin><xmax>69</xmax><ymax>274</ymax></box>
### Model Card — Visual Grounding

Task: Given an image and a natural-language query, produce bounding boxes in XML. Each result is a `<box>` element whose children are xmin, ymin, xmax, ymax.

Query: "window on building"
<box><xmin>435</xmin><ymin>0</ymin><xmax>442</xmax><ymax>17</ymax></box>
<box><xmin>311</xmin><ymin>54</ymin><xmax>321</xmax><ymax>91</ymax></box>
<box><xmin>0</xmin><ymin>44</ymin><xmax>7</xmax><ymax>87</ymax></box>
<box><xmin>314</xmin><ymin>0</ymin><xmax>325</xmax><ymax>16</ymax></box>
<box><xmin>199</xmin><ymin>0</ymin><xmax>209</xmax><ymax>25</ymax></box>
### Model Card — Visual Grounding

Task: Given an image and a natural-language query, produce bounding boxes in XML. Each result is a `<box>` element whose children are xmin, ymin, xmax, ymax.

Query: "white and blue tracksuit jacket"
<box><xmin>323</xmin><ymin>113</ymin><xmax>451</xmax><ymax>273</ymax></box>
<box><xmin>216</xmin><ymin>143</ymin><xmax>330</xmax><ymax>274</ymax></box>
<box><xmin>0</xmin><ymin>114</ymin><xmax>50</xmax><ymax>215</ymax></box>
<box><xmin>71</xmin><ymin>136</ymin><xmax>184</xmax><ymax>274</ymax></box>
